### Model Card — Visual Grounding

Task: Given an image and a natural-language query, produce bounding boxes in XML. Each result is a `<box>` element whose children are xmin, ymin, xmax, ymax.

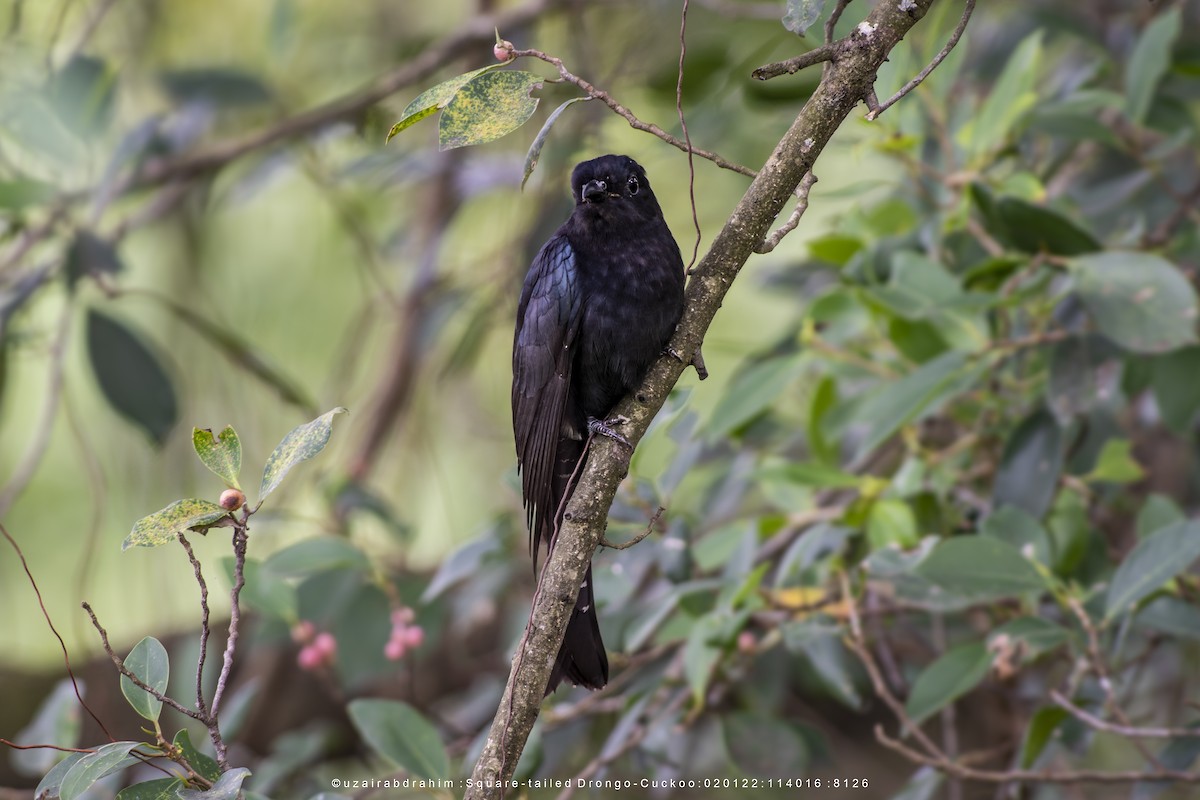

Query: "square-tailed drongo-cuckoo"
<box><xmin>512</xmin><ymin>154</ymin><xmax>685</xmax><ymax>693</ymax></box>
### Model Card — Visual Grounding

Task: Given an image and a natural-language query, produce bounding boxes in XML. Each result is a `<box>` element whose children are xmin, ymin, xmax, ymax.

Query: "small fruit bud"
<box><xmin>219</xmin><ymin>489</ymin><xmax>246</xmax><ymax>510</ymax></box>
<box><xmin>291</xmin><ymin>620</ymin><xmax>315</xmax><ymax>643</ymax></box>
<box><xmin>384</xmin><ymin>638</ymin><xmax>407</xmax><ymax>661</ymax></box>
<box><xmin>313</xmin><ymin>631</ymin><xmax>337</xmax><ymax>659</ymax></box>
<box><xmin>493</xmin><ymin>40</ymin><xmax>514</xmax><ymax>62</ymax></box>
<box><xmin>297</xmin><ymin>645</ymin><xmax>323</xmax><ymax>671</ymax></box>
<box><xmin>402</xmin><ymin>625</ymin><xmax>425</xmax><ymax>649</ymax></box>
<box><xmin>391</xmin><ymin>606</ymin><xmax>415</xmax><ymax>626</ymax></box>
<box><xmin>737</xmin><ymin>630</ymin><xmax>756</xmax><ymax>654</ymax></box>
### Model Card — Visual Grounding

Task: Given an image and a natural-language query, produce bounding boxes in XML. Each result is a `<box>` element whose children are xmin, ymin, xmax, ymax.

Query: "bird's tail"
<box><xmin>546</xmin><ymin>563</ymin><xmax>609</xmax><ymax>694</ymax></box>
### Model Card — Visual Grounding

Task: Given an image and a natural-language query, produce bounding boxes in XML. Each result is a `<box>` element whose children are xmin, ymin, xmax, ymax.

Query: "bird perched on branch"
<box><xmin>513</xmin><ymin>154</ymin><xmax>686</xmax><ymax>694</ymax></box>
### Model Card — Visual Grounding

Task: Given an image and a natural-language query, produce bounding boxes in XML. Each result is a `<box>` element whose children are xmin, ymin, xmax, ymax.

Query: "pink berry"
<box><xmin>391</xmin><ymin>607</ymin><xmax>415</xmax><ymax>626</ymax></box>
<box><xmin>493</xmin><ymin>42</ymin><xmax>512</xmax><ymax>62</ymax></box>
<box><xmin>297</xmin><ymin>645</ymin><xmax>323</xmax><ymax>671</ymax></box>
<box><xmin>737</xmin><ymin>631</ymin><xmax>756</xmax><ymax>653</ymax></box>
<box><xmin>313</xmin><ymin>632</ymin><xmax>337</xmax><ymax>659</ymax></box>
<box><xmin>384</xmin><ymin>639</ymin><xmax>407</xmax><ymax>661</ymax></box>
<box><xmin>403</xmin><ymin>626</ymin><xmax>425</xmax><ymax>648</ymax></box>
<box><xmin>291</xmin><ymin>620</ymin><xmax>315</xmax><ymax>644</ymax></box>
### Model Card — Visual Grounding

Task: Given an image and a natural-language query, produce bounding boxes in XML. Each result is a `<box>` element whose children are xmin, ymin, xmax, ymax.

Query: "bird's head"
<box><xmin>570</xmin><ymin>154</ymin><xmax>662</xmax><ymax>225</ymax></box>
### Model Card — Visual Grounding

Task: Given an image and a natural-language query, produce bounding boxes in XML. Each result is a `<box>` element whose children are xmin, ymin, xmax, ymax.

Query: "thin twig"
<box><xmin>177</xmin><ymin>533</ymin><xmax>212</xmax><ymax>717</ymax></box>
<box><xmin>676</xmin><ymin>0</ymin><xmax>702</xmax><ymax>271</ymax></box>
<box><xmin>600</xmin><ymin>506</ymin><xmax>665</xmax><ymax>550</ymax></box>
<box><xmin>0</xmin><ymin>739</ymin><xmax>95</xmax><ymax>754</ymax></box>
<box><xmin>82</xmin><ymin>602</ymin><xmax>208</xmax><ymax>723</ymax></box>
<box><xmin>755</xmin><ymin>171</ymin><xmax>817</xmax><ymax>253</ymax></box>
<box><xmin>1049</xmin><ymin>690</ymin><xmax>1200</xmax><ymax>739</ymax></box>
<box><xmin>0</xmin><ymin>524</ymin><xmax>114</xmax><ymax>741</ymax></box>
<box><xmin>512</xmin><ymin>49</ymin><xmax>755</xmax><ymax>178</ymax></box>
<box><xmin>209</xmin><ymin>526</ymin><xmax>247</xmax><ymax>722</ymax></box>
<box><xmin>752</xmin><ymin>42</ymin><xmax>839</xmax><ymax>81</ymax></box>
<box><xmin>865</xmin><ymin>0</ymin><xmax>975</xmax><ymax>121</ymax></box>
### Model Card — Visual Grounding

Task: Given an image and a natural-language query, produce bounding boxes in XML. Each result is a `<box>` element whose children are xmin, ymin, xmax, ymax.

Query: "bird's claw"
<box><xmin>588</xmin><ymin>415</ymin><xmax>632</xmax><ymax>448</ymax></box>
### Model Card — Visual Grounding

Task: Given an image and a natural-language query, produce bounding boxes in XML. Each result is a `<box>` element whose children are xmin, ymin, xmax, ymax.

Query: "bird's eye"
<box><xmin>627</xmin><ymin>175</ymin><xmax>640</xmax><ymax>195</ymax></box>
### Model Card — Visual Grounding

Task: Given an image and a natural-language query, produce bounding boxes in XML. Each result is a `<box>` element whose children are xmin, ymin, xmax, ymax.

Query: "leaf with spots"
<box><xmin>259</xmin><ymin>408</ymin><xmax>347</xmax><ymax>501</ymax></box>
<box><xmin>124</xmin><ymin>499</ymin><xmax>231</xmax><ymax>550</ymax></box>
<box><xmin>385</xmin><ymin>63</ymin><xmax>508</xmax><ymax>143</ymax></box>
<box><xmin>438</xmin><ymin>70</ymin><xmax>542</xmax><ymax>151</ymax></box>
<box><xmin>193</xmin><ymin>425</ymin><xmax>242</xmax><ymax>489</ymax></box>
<box><xmin>1072</xmin><ymin>252</ymin><xmax>1198</xmax><ymax>354</ymax></box>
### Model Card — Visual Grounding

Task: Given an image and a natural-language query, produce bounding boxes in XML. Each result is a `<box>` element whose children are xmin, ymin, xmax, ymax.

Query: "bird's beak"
<box><xmin>582</xmin><ymin>179</ymin><xmax>607</xmax><ymax>204</ymax></box>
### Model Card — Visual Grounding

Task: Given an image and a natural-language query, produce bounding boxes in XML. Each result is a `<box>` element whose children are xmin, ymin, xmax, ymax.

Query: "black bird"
<box><xmin>513</xmin><ymin>154</ymin><xmax>686</xmax><ymax>694</ymax></box>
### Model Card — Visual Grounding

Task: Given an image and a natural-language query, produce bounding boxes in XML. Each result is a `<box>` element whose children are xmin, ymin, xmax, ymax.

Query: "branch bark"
<box><xmin>464</xmin><ymin>1</ymin><xmax>942</xmax><ymax>796</ymax></box>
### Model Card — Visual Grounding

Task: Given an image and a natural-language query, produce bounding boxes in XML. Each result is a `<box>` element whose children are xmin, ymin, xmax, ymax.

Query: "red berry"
<box><xmin>737</xmin><ymin>631</ymin><xmax>756</xmax><ymax>653</ymax></box>
<box><xmin>384</xmin><ymin>639</ymin><xmax>407</xmax><ymax>661</ymax></box>
<box><xmin>313</xmin><ymin>632</ymin><xmax>337</xmax><ymax>658</ymax></box>
<box><xmin>219</xmin><ymin>489</ymin><xmax>246</xmax><ymax>511</ymax></box>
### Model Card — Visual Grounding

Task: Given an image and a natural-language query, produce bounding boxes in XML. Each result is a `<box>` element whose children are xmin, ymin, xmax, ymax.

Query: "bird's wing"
<box><xmin>513</xmin><ymin>234</ymin><xmax>583</xmax><ymax>563</ymax></box>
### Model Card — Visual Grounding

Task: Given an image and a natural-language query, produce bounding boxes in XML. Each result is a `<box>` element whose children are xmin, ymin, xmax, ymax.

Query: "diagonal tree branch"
<box><xmin>464</xmin><ymin>1</ymin><xmax>944</xmax><ymax>796</ymax></box>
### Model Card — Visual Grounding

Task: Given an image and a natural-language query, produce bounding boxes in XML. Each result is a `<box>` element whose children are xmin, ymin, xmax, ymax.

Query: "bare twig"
<box><xmin>0</xmin><ymin>523</ymin><xmax>113</xmax><ymax>740</ymax></box>
<box><xmin>1050</xmin><ymin>690</ymin><xmax>1200</xmax><ymax>739</ymax></box>
<box><xmin>755</xmin><ymin>171</ymin><xmax>817</xmax><ymax>253</ymax></box>
<box><xmin>865</xmin><ymin>0</ymin><xmax>975</xmax><ymax>121</ymax></box>
<box><xmin>82</xmin><ymin>602</ymin><xmax>208</xmax><ymax>723</ymax></box>
<box><xmin>512</xmin><ymin>49</ymin><xmax>755</xmax><ymax>178</ymax></box>
<box><xmin>177</xmin><ymin>533</ymin><xmax>212</xmax><ymax>716</ymax></box>
<box><xmin>0</xmin><ymin>739</ymin><xmax>94</xmax><ymax>754</ymax></box>
<box><xmin>677</xmin><ymin>0</ymin><xmax>702</xmax><ymax>270</ymax></box>
<box><xmin>752</xmin><ymin>43</ymin><xmax>839</xmax><ymax>81</ymax></box>
<box><xmin>600</xmin><ymin>506</ymin><xmax>665</xmax><ymax>550</ymax></box>
<box><xmin>210</xmin><ymin>526</ymin><xmax>248</xmax><ymax>721</ymax></box>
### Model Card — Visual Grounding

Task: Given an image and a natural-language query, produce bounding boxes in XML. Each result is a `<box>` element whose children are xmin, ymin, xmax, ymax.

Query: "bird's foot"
<box><xmin>587</xmin><ymin>415</ymin><xmax>632</xmax><ymax>448</ymax></box>
<box><xmin>664</xmin><ymin>344</ymin><xmax>709</xmax><ymax>380</ymax></box>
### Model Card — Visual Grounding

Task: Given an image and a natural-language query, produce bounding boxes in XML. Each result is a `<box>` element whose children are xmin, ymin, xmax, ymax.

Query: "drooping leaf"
<box><xmin>59</xmin><ymin>741</ymin><xmax>142</xmax><ymax>800</ymax></box>
<box><xmin>259</xmin><ymin>408</ymin><xmax>348</xmax><ymax>500</ymax></box>
<box><xmin>86</xmin><ymin>308</ymin><xmax>178</xmax><ymax>445</ymax></box>
<box><xmin>386</xmin><ymin>63</ymin><xmax>508</xmax><ymax>142</ymax></box>
<box><xmin>1072</xmin><ymin>252</ymin><xmax>1199</xmax><ymax>354</ymax></box>
<box><xmin>347</xmin><ymin>699</ymin><xmax>450</xmax><ymax>780</ymax></box>
<box><xmin>1152</xmin><ymin>346</ymin><xmax>1200</xmax><ymax>434</ymax></box>
<box><xmin>707</xmin><ymin>354</ymin><xmax>803</xmax><ymax>438</ymax></box>
<box><xmin>193</xmin><ymin>426</ymin><xmax>242</xmax><ymax>489</ymax></box>
<box><xmin>915</xmin><ymin>536</ymin><xmax>1046</xmax><ymax>600</ymax></box>
<box><xmin>119</xmin><ymin>636</ymin><xmax>169</xmax><ymax>721</ymax></box>
<box><xmin>36</xmin><ymin>752</ymin><xmax>86</xmax><ymax>800</ymax></box>
<box><xmin>905</xmin><ymin>642</ymin><xmax>991</xmax><ymax>724</ymax></box>
<box><xmin>124</xmin><ymin>499</ymin><xmax>230</xmax><ymax>550</ymax></box>
<box><xmin>782</xmin><ymin>0</ymin><xmax>827</xmax><ymax>36</ymax></box>
<box><xmin>1125</xmin><ymin>6</ymin><xmax>1182</xmax><ymax>124</ymax></box>
<box><xmin>1106</xmin><ymin>520</ymin><xmax>1200</xmax><ymax>619</ymax></box>
<box><xmin>959</xmin><ymin>31</ymin><xmax>1043</xmax><ymax>158</ymax></box>
<box><xmin>993</xmin><ymin>408</ymin><xmax>1065</xmax><ymax>520</ymax></box>
<box><xmin>994</xmin><ymin>197</ymin><xmax>1101</xmax><ymax>256</ymax></box>
<box><xmin>438</xmin><ymin>70</ymin><xmax>543</xmax><ymax>150</ymax></box>
<box><xmin>522</xmin><ymin>97</ymin><xmax>589</xmax><ymax>189</ymax></box>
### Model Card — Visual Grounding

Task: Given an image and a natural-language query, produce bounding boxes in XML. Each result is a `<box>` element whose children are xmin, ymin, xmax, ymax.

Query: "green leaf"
<box><xmin>1152</xmin><ymin>346</ymin><xmax>1200</xmax><ymax>434</ymax></box>
<box><xmin>116</xmin><ymin>778</ymin><xmax>185</xmax><ymax>800</ymax></box>
<box><xmin>160</xmin><ymin>68</ymin><xmax>271</xmax><ymax>107</ymax></box>
<box><xmin>1072</xmin><ymin>252</ymin><xmax>1199</xmax><ymax>354</ymax></box>
<box><xmin>259</xmin><ymin>407</ymin><xmax>348</xmax><ymax>500</ymax></box>
<box><xmin>438</xmin><ymin>70</ymin><xmax>542</xmax><ymax>150</ymax></box>
<box><xmin>981</xmin><ymin>505</ymin><xmax>1052</xmax><ymax>566</ymax></box>
<box><xmin>347</xmin><ymin>699</ymin><xmax>450</xmax><ymax>780</ymax></box>
<box><xmin>915</xmin><ymin>536</ymin><xmax>1046</xmax><ymax>600</ymax></box>
<box><xmin>1106</xmin><ymin>520</ymin><xmax>1200</xmax><ymax>619</ymax></box>
<box><xmin>993</xmin><ymin>408</ymin><xmax>1064</xmax><ymax>520</ymax></box>
<box><xmin>782</xmin><ymin>0</ymin><xmax>827</xmax><ymax>36</ymax></box>
<box><xmin>60</xmin><ymin>741</ymin><xmax>141</xmax><ymax>800</ymax></box>
<box><xmin>422</xmin><ymin>532</ymin><xmax>504</xmax><ymax>601</ymax></box>
<box><xmin>1020</xmin><ymin>707</ymin><xmax>1069</xmax><ymax>768</ymax></box>
<box><xmin>35</xmin><ymin>752</ymin><xmax>85</xmax><ymax>800</ymax></box>
<box><xmin>386</xmin><ymin>64</ymin><xmax>507</xmax><ymax>142</ymax></box>
<box><xmin>1125</xmin><ymin>6</ymin><xmax>1181</xmax><ymax>124</ymax></box>
<box><xmin>867</xmin><ymin>499</ymin><xmax>919</xmax><ymax>550</ymax></box>
<box><xmin>707</xmin><ymin>354</ymin><xmax>803</xmax><ymax>438</ymax></box>
<box><xmin>220</xmin><ymin>557</ymin><xmax>297</xmax><ymax>621</ymax></box>
<box><xmin>683</xmin><ymin>613</ymin><xmax>726</xmax><ymax>707</ymax></box>
<box><xmin>994</xmin><ymin>198</ymin><xmax>1100</xmax><ymax>256</ymax></box>
<box><xmin>905</xmin><ymin>642</ymin><xmax>991</xmax><ymax>724</ymax></box>
<box><xmin>807</xmin><ymin>234</ymin><xmax>862</xmax><ymax>266</ymax></box>
<box><xmin>521</xmin><ymin>97</ymin><xmax>588</xmax><ymax>189</ymax></box>
<box><xmin>722</xmin><ymin>713</ymin><xmax>808</xmax><ymax>776</ymax></box>
<box><xmin>263</xmin><ymin>537</ymin><xmax>369</xmax><ymax>578</ymax></box>
<box><xmin>871</xmin><ymin>252</ymin><xmax>962</xmax><ymax>320</ymax></box>
<box><xmin>0</xmin><ymin>176</ymin><xmax>56</xmax><ymax>210</ymax></box>
<box><xmin>1047</xmin><ymin>335</ymin><xmax>1116</xmax><ymax>423</ymax></box>
<box><xmin>124</xmin><ymin>499</ymin><xmax>230</xmax><ymax>550</ymax></box>
<box><xmin>119</xmin><ymin>637</ymin><xmax>168</xmax><ymax>721</ymax></box>
<box><xmin>1083</xmin><ymin>439</ymin><xmax>1145</xmax><ymax>484</ymax></box>
<box><xmin>11</xmin><ymin>680</ymin><xmax>82</xmax><ymax>776</ymax></box>
<box><xmin>193</xmin><ymin>426</ymin><xmax>242</xmax><ymax>489</ymax></box>
<box><xmin>799</xmin><ymin>631</ymin><xmax>862</xmax><ymax>709</ymax></box>
<box><xmin>764</xmin><ymin>461</ymin><xmax>860</xmax><ymax>489</ymax></box>
<box><xmin>177</xmin><ymin>767</ymin><xmax>252</xmax><ymax>800</ymax></box>
<box><xmin>959</xmin><ymin>30</ymin><xmax>1042</xmax><ymax>158</ymax></box>
<box><xmin>1136</xmin><ymin>596</ymin><xmax>1200</xmax><ymax>641</ymax></box>
<box><xmin>1137</xmin><ymin>494</ymin><xmax>1184</xmax><ymax>540</ymax></box>
<box><xmin>172</xmin><ymin>729</ymin><xmax>220</xmax><ymax>783</ymax></box>
<box><xmin>86</xmin><ymin>308</ymin><xmax>178</xmax><ymax>445</ymax></box>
